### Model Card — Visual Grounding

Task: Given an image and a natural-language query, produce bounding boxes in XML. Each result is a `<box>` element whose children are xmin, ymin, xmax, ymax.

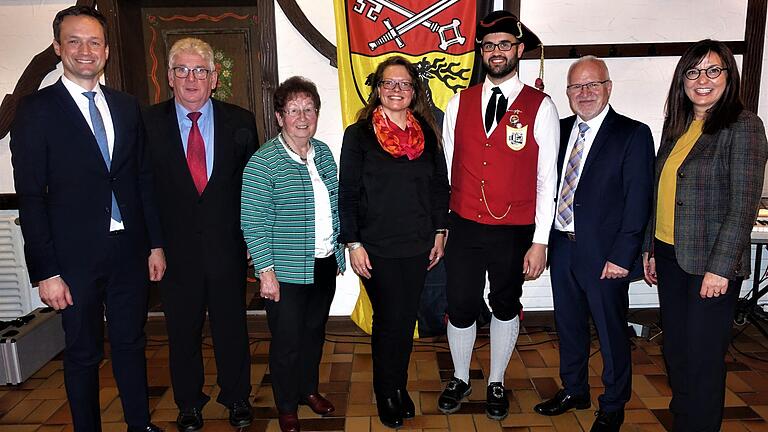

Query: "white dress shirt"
<box><xmin>554</xmin><ymin>104</ymin><xmax>611</xmax><ymax>232</ymax></box>
<box><xmin>442</xmin><ymin>74</ymin><xmax>560</xmax><ymax>245</ymax></box>
<box><xmin>61</xmin><ymin>76</ymin><xmax>123</xmax><ymax>231</ymax></box>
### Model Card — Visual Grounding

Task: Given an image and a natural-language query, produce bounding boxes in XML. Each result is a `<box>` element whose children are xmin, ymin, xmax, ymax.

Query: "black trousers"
<box><xmin>549</xmin><ymin>231</ymin><xmax>631</xmax><ymax>412</ymax></box>
<box><xmin>654</xmin><ymin>240</ymin><xmax>741</xmax><ymax>432</ymax></box>
<box><xmin>160</xmin><ymin>257</ymin><xmax>251</xmax><ymax>410</ymax></box>
<box><xmin>363</xmin><ymin>251</ymin><xmax>429</xmax><ymax>398</ymax></box>
<box><xmin>266</xmin><ymin>256</ymin><xmax>337</xmax><ymax>413</ymax></box>
<box><xmin>61</xmin><ymin>233</ymin><xmax>150</xmax><ymax>432</ymax></box>
<box><xmin>445</xmin><ymin>213</ymin><xmax>533</xmax><ymax>327</ymax></box>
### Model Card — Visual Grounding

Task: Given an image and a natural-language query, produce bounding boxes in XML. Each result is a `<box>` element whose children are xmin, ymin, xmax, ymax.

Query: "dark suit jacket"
<box><xmin>142</xmin><ymin>98</ymin><xmax>258</xmax><ymax>282</ymax></box>
<box><xmin>11</xmin><ymin>79</ymin><xmax>163</xmax><ymax>283</ymax></box>
<box><xmin>643</xmin><ymin>110</ymin><xmax>768</xmax><ymax>279</ymax></box>
<box><xmin>554</xmin><ymin>107</ymin><xmax>655</xmax><ymax>276</ymax></box>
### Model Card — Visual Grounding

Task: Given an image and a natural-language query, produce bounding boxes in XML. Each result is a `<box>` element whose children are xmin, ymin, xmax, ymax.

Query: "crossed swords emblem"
<box><xmin>353</xmin><ymin>0</ymin><xmax>466</xmax><ymax>51</ymax></box>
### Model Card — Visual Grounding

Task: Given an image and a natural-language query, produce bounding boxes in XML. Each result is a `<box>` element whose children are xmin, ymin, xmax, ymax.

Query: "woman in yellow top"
<box><xmin>643</xmin><ymin>39</ymin><xmax>768</xmax><ymax>431</ymax></box>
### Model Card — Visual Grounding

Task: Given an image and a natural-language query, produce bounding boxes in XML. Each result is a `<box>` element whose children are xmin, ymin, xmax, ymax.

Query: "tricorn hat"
<box><xmin>476</xmin><ymin>10</ymin><xmax>541</xmax><ymax>53</ymax></box>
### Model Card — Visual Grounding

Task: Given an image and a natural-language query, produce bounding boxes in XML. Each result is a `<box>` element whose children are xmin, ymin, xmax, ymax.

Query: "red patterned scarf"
<box><xmin>371</xmin><ymin>106</ymin><xmax>425</xmax><ymax>160</ymax></box>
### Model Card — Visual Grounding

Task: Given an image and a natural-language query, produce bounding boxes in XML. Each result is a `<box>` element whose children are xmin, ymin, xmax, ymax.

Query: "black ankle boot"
<box><xmin>376</xmin><ymin>396</ymin><xmax>403</xmax><ymax>429</ymax></box>
<box><xmin>396</xmin><ymin>389</ymin><xmax>415</xmax><ymax>419</ymax></box>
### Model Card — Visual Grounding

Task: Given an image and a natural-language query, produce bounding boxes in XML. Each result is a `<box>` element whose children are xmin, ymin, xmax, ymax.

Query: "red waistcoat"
<box><xmin>449</xmin><ymin>84</ymin><xmax>546</xmax><ymax>225</ymax></box>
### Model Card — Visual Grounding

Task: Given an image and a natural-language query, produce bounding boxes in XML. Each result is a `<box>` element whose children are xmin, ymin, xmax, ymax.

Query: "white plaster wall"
<box><xmin>0</xmin><ymin>1</ymin><xmax>72</xmax><ymax>193</ymax></box>
<box><xmin>0</xmin><ymin>1</ymin><xmax>766</xmax><ymax>314</ymax></box>
<box><xmin>522</xmin><ymin>0</ymin><xmax>746</xmax><ymax>45</ymax></box>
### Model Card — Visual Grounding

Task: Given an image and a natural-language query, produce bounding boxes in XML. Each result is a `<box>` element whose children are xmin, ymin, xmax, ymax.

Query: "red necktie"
<box><xmin>186</xmin><ymin>112</ymin><xmax>207</xmax><ymax>195</ymax></box>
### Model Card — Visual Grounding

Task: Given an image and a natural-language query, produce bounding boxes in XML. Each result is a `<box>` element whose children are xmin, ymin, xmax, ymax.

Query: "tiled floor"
<box><xmin>2</xmin><ymin>310</ymin><xmax>768</xmax><ymax>431</ymax></box>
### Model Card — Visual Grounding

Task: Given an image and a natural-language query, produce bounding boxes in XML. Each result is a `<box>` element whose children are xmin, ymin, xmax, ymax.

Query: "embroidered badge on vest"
<box><xmin>506</xmin><ymin>109</ymin><xmax>526</xmax><ymax>151</ymax></box>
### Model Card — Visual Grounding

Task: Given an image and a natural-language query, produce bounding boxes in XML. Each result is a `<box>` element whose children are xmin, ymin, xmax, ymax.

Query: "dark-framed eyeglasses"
<box><xmin>172</xmin><ymin>66</ymin><xmax>211</xmax><ymax>80</ymax></box>
<box><xmin>684</xmin><ymin>66</ymin><xmax>727</xmax><ymax>80</ymax></box>
<box><xmin>481</xmin><ymin>41</ymin><xmax>521</xmax><ymax>52</ymax></box>
<box><xmin>378</xmin><ymin>80</ymin><xmax>414</xmax><ymax>91</ymax></box>
<box><xmin>566</xmin><ymin>80</ymin><xmax>611</xmax><ymax>93</ymax></box>
<box><xmin>283</xmin><ymin>107</ymin><xmax>318</xmax><ymax>118</ymax></box>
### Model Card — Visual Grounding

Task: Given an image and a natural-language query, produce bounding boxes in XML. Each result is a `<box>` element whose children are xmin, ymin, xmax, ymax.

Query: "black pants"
<box><xmin>61</xmin><ymin>233</ymin><xmax>150</xmax><ymax>432</ymax></box>
<box><xmin>363</xmin><ymin>251</ymin><xmax>429</xmax><ymax>398</ymax></box>
<box><xmin>445</xmin><ymin>213</ymin><xmax>533</xmax><ymax>327</ymax></box>
<box><xmin>266</xmin><ymin>256</ymin><xmax>337</xmax><ymax>413</ymax></box>
<box><xmin>160</xmin><ymin>257</ymin><xmax>251</xmax><ymax>411</ymax></box>
<box><xmin>655</xmin><ymin>240</ymin><xmax>741</xmax><ymax>432</ymax></box>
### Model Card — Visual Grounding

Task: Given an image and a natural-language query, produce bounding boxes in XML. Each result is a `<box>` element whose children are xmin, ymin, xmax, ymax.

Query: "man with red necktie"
<box><xmin>142</xmin><ymin>37</ymin><xmax>258</xmax><ymax>431</ymax></box>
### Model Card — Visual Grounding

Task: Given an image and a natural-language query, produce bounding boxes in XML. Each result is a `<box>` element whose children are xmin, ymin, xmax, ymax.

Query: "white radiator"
<box><xmin>0</xmin><ymin>210</ymin><xmax>44</xmax><ymax>319</ymax></box>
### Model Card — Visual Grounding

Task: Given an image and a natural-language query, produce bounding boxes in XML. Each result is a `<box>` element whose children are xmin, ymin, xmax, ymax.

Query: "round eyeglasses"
<box><xmin>481</xmin><ymin>41</ymin><xmax>521</xmax><ymax>52</ymax></box>
<box><xmin>283</xmin><ymin>107</ymin><xmax>318</xmax><ymax>118</ymax></box>
<box><xmin>172</xmin><ymin>66</ymin><xmax>211</xmax><ymax>80</ymax></box>
<box><xmin>684</xmin><ymin>66</ymin><xmax>727</xmax><ymax>81</ymax></box>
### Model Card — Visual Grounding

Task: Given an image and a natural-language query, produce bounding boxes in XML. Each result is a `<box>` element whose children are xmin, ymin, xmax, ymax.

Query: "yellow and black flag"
<box><xmin>334</xmin><ymin>0</ymin><xmax>479</xmax><ymax>128</ymax></box>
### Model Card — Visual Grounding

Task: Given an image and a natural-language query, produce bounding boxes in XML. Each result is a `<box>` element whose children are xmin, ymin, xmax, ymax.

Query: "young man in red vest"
<box><xmin>438</xmin><ymin>11</ymin><xmax>559</xmax><ymax>420</ymax></box>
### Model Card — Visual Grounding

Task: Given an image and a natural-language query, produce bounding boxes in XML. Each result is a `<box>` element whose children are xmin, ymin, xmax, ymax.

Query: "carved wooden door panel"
<box><xmin>99</xmin><ymin>0</ymin><xmax>278</xmax><ymax>142</ymax></box>
<box><xmin>143</xmin><ymin>8</ymin><xmax>257</xmax><ymax>116</ymax></box>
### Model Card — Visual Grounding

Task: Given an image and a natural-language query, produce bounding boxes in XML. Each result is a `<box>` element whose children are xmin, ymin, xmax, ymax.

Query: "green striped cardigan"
<box><xmin>241</xmin><ymin>136</ymin><xmax>346</xmax><ymax>284</ymax></box>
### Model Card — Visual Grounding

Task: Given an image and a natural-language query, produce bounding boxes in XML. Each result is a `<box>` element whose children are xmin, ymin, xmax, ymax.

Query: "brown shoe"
<box><xmin>301</xmin><ymin>393</ymin><xmax>335</xmax><ymax>415</ymax></box>
<box><xmin>278</xmin><ymin>412</ymin><xmax>300</xmax><ymax>432</ymax></box>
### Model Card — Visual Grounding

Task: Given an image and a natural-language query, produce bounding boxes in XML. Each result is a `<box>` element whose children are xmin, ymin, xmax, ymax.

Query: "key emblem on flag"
<box><xmin>335</xmin><ymin>0</ymin><xmax>477</xmax><ymax>127</ymax></box>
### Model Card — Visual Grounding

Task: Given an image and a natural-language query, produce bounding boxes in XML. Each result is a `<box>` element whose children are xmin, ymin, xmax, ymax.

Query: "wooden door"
<box><xmin>98</xmin><ymin>0</ymin><xmax>278</xmax><ymax>142</ymax></box>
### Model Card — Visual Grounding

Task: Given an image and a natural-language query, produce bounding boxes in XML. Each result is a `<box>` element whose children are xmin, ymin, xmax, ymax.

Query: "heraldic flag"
<box><xmin>334</xmin><ymin>0</ymin><xmax>479</xmax><ymax>336</ymax></box>
<box><xmin>334</xmin><ymin>0</ymin><xmax>478</xmax><ymax>128</ymax></box>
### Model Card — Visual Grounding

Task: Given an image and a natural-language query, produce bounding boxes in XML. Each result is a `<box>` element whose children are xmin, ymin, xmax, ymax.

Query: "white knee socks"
<box><xmin>489</xmin><ymin>315</ymin><xmax>520</xmax><ymax>385</ymax></box>
<box><xmin>446</xmin><ymin>321</ymin><xmax>476</xmax><ymax>383</ymax></box>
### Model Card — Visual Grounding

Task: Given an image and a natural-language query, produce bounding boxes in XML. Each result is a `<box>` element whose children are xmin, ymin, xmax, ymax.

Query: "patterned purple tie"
<box><xmin>556</xmin><ymin>122</ymin><xmax>590</xmax><ymax>227</ymax></box>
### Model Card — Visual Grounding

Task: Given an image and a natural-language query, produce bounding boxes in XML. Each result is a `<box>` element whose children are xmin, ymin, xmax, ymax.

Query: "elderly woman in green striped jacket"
<box><xmin>240</xmin><ymin>76</ymin><xmax>346</xmax><ymax>432</ymax></box>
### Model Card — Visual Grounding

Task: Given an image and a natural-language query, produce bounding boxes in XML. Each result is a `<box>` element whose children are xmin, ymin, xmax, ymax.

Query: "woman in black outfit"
<box><xmin>338</xmin><ymin>56</ymin><xmax>450</xmax><ymax>429</ymax></box>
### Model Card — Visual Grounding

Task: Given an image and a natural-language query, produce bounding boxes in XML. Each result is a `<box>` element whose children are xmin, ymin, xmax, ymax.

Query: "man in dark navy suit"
<box><xmin>10</xmin><ymin>6</ymin><xmax>165</xmax><ymax>432</ymax></box>
<box><xmin>533</xmin><ymin>56</ymin><xmax>654</xmax><ymax>432</ymax></box>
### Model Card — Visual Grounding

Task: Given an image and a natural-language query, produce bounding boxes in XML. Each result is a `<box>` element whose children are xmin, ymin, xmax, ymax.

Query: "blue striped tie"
<box><xmin>83</xmin><ymin>91</ymin><xmax>122</xmax><ymax>224</ymax></box>
<box><xmin>556</xmin><ymin>122</ymin><xmax>590</xmax><ymax>227</ymax></box>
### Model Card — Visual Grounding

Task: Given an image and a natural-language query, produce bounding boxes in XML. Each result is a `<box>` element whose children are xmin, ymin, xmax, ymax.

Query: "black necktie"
<box><xmin>485</xmin><ymin>87</ymin><xmax>507</xmax><ymax>132</ymax></box>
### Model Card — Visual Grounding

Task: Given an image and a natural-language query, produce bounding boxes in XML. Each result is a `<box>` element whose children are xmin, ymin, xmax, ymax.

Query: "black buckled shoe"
<box><xmin>376</xmin><ymin>396</ymin><xmax>403</xmax><ymax>429</ymax></box>
<box><xmin>176</xmin><ymin>407</ymin><xmax>203</xmax><ymax>432</ymax></box>
<box><xmin>128</xmin><ymin>424</ymin><xmax>163</xmax><ymax>432</ymax></box>
<box><xmin>396</xmin><ymin>388</ymin><xmax>415</xmax><ymax>419</ymax></box>
<box><xmin>228</xmin><ymin>399</ymin><xmax>253</xmax><ymax>428</ymax></box>
<box><xmin>533</xmin><ymin>389</ymin><xmax>591</xmax><ymax>416</ymax></box>
<box><xmin>590</xmin><ymin>409</ymin><xmax>624</xmax><ymax>432</ymax></box>
<box><xmin>485</xmin><ymin>382</ymin><xmax>509</xmax><ymax>420</ymax></box>
<box><xmin>437</xmin><ymin>377</ymin><xmax>472</xmax><ymax>414</ymax></box>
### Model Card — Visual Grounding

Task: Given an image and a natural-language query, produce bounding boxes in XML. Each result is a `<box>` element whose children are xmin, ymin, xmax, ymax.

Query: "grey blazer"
<box><xmin>644</xmin><ymin>110</ymin><xmax>768</xmax><ymax>279</ymax></box>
